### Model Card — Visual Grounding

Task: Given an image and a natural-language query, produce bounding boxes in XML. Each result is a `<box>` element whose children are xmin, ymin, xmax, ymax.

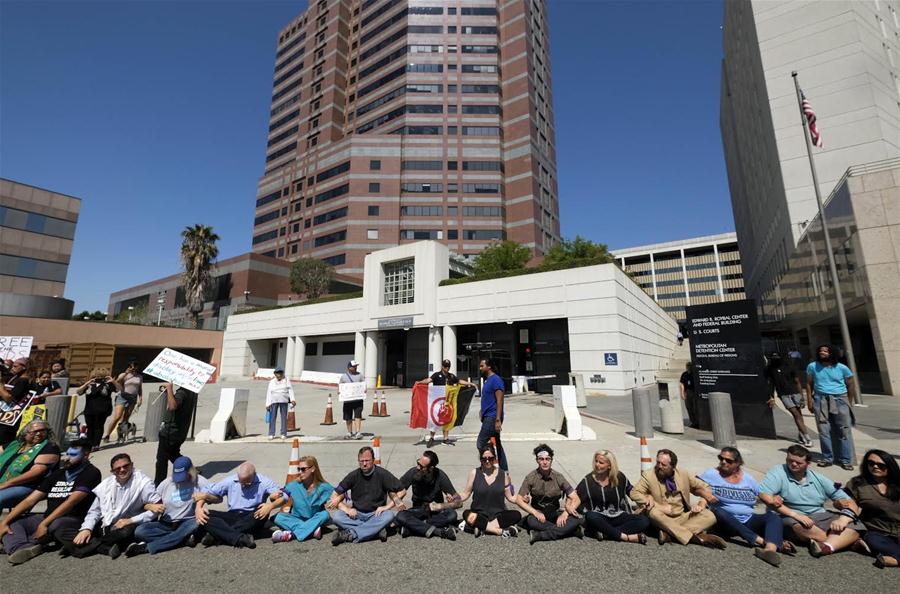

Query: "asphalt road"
<box><xmin>3</xmin><ymin>524</ymin><xmax>893</xmax><ymax>592</ymax></box>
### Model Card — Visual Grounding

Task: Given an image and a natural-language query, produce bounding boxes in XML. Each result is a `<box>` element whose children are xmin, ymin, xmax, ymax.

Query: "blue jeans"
<box><xmin>864</xmin><ymin>531</ymin><xmax>900</xmax><ymax>559</ymax></box>
<box><xmin>0</xmin><ymin>485</ymin><xmax>34</xmax><ymax>511</ymax></box>
<box><xmin>330</xmin><ymin>509</ymin><xmax>395</xmax><ymax>542</ymax></box>
<box><xmin>712</xmin><ymin>507</ymin><xmax>783</xmax><ymax>548</ymax></box>
<box><xmin>135</xmin><ymin>518</ymin><xmax>198</xmax><ymax>555</ymax></box>
<box><xmin>476</xmin><ymin>415</ymin><xmax>507</xmax><ymax>471</ymax></box>
<box><xmin>813</xmin><ymin>393</ymin><xmax>852</xmax><ymax>464</ymax></box>
<box><xmin>268</xmin><ymin>402</ymin><xmax>289</xmax><ymax>436</ymax></box>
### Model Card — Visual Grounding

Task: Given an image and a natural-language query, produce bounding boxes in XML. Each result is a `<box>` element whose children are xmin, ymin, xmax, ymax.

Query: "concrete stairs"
<box><xmin>656</xmin><ymin>340</ymin><xmax>691</xmax><ymax>383</ymax></box>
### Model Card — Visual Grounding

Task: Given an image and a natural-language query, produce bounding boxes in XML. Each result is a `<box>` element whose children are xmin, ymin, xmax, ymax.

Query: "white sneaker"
<box><xmin>268</xmin><ymin>435</ymin><xmax>275</xmax><ymax>440</ymax></box>
<box><xmin>280</xmin><ymin>435</ymin><xmax>287</xmax><ymax>440</ymax></box>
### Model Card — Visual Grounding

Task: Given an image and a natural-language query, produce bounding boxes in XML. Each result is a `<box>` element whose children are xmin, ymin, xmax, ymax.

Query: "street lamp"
<box><xmin>156</xmin><ymin>291</ymin><xmax>166</xmax><ymax>326</ymax></box>
<box><xmin>127</xmin><ymin>306</ymin><xmax>134</xmax><ymax>322</ymax></box>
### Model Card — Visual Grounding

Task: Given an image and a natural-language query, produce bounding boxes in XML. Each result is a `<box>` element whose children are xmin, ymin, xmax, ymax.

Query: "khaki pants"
<box><xmin>648</xmin><ymin>507</ymin><xmax>716</xmax><ymax>545</ymax></box>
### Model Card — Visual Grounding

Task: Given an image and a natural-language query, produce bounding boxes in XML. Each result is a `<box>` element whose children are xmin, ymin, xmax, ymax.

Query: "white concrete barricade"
<box><xmin>254</xmin><ymin>368</ymin><xmax>276</xmax><ymax>380</ymax></box>
<box><xmin>299</xmin><ymin>370</ymin><xmax>342</xmax><ymax>385</ymax></box>
<box><xmin>552</xmin><ymin>384</ymin><xmax>596</xmax><ymax>440</ymax></box>
<box><xmin>208</xmin><ymin>388</ymin><xmax>250</xmax><ymax>443</ymax></box>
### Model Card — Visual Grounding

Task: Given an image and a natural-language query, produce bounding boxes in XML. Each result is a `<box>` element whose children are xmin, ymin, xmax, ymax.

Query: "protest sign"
<box><xmin>0</xmin><ymin>336</ymin><xmax>33</xmax><ymax>361</ymax></box>
<box><xmin>0</xmin><ymin>392</ymin><xmax>37</xmax><ymax>427</ymax></box>
<box><xmin>338</xmin><ymin>381</ymin><xmax>366</xmax><ymax>402</ymax></box>
<box><xmin>144</xmin><ymin>348</ymin><xmax>215</xmax><ymax>393</ymax></box>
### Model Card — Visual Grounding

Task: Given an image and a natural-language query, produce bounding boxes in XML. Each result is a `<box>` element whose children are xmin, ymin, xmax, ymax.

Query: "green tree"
<box><xmin>470</xmin><ymin>240</ymin><xmax>532</xmax><ymax>275</ymax></box>
<box><xmin>542</xmin><ymin>235</ymin><xmax>613</xmax><ymax>268</ymax></box>
<box><xmin>290</xmin><ymin>257</ymin><xmax>333</xmax><ymax>300</ymax></box>
<box><xmin>72</xmin><ymin>310</ymin><xmax>106</xmax><ymax>321</ymax></box>
<box><xmin>180</xmin><ymin>224</ymin><xmax>220</xmax><ymax>329</ymax></box>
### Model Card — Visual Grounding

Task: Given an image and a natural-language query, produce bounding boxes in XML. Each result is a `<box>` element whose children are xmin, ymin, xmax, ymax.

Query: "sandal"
<box><xmin>874</xmin><ymin>554</ymin><xmax>886</xmax><ymax>569</ymax></box>
<box><xmin>816</xmin><ymin>460</ymin><xmax>833</xmax><ymax>467</ymax></box>
<box><xmin>636</xmin><ymin>533</ymin><xmax>648</xmax><ymax>545</ymax></box>
<box><xmin>781</xmin><ymin>541</ymin><xmax>797</xmax><ymax>556</ymax></box>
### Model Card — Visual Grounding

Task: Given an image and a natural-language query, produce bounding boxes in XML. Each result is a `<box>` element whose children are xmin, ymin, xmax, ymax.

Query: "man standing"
<box><xmin>680</xmin><ymin>362</ymin><xmax>698</xmax><ymax>429</ymax></box>
<box><xmin>766</xmin><ymin>352</ymin><xmax>813</xmax><ymax>447</ymax></box>
<box><xmin>416</xmin><ymin>359</ymin><xmax>474</xmax><ymax>446</ymax></box>
<box><xmin>326</xmin><ymin>446</ymin><xmax>403</xmax><ymax>545</ymax></box>
<box><xmin>806</xmin><ymin>344</ymin><xmax>855</xmax><ymax>470</ymax></box>
<box><xmin>155</xmin><ymin>381</ymin><xmax>197</xmax><ymax>485</ymax></box>
<box><xmin>0</xmin><ymin>438</ymin><xmax>102</xmax><ymax>565</ymax></box>
<box><xmin>339</xmin><ymin>360</ymin><xmax>364</xmax><ymax>440</ymax></box>
<box><xmin>193</xmin><ymin>462</ymin><xmax>282</xmax><ymax>549</ymax></box>
<box><xmin>477</xmin><ymin>358</ymin><xmax>507</xmax><ymax>471</ymax></box>
<box><xmin>395</xmin><ymin>450</ymin><xmax>461</xmax><ymax>540</ymax></box>
<box><xmin>630</xmin><ymin>449</ymin><xmax>725</xmax><ymax>548</ymax></box>
<box><xmin>65</xmin><ymin>453</ymin><xmax>159</xmax><ymax>558</ymax></box>
<box><xmin>515</xmin><ymin>444</ymin><xmax>583</xmax><ymax>544</ymax></box>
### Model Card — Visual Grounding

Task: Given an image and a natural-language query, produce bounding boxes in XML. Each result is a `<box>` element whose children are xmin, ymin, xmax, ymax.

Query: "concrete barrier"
<box><xmin>208</xmin><ymin>388</ymin><xmax>250</xmax><ymax>443</ymax></box>
<box><xmin>142</xmin><ymin>383</ymin><xmax>168</xmax><ymax>442</ymax></box>
<box><xmin>632</xmin><ymin>385</ymin><xmax>654</xmax><ymax>438</ymax></box>
<box><xmin>709</xmin><ymin>391</ymin><xmax>737</xmax><ymax>449</ymax></box>
<box><xmin>300</xmin><ymin>370</ymin><xmax>342</xmax><ymax>385</ymax></box>
<box><xmin>45</xmin><ymin>394</ymin><xmax>73</xmax><ymax>445</ymax></box>
<box><xmin>552</xmin><ymin>385</ymin><xmax>596</xmax><ymax>440</ymax></box>
<box><xmin>659</xmin><ymin>397</ymin><xmax>684</xmax><ymax>434</ymax></box>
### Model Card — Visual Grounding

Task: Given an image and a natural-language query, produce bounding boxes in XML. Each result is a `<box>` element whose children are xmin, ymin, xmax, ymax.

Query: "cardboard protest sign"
<box><xmin>0</xmin><ymin>336</ymin><xmax>33</xmax><ymax>361</ymax></box>
<box><xmin>0</xmin><ymin>392</ymin><xmax>37</xmax><ymax>427</ymax></box>
<box><xmin>143</xmin><ymin>348</ymin><xmax>215</xmax><ymax>394</ymax></box>
<box><xmin>338</xmin><ymin>381</ymin><xmax>366</xmax><ymax>402</ymax></box>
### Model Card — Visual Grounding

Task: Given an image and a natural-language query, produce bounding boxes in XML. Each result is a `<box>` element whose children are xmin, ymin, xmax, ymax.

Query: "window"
<box><xmin>314</xmin><ymin>230</ymin><xmax>347</xmax><ymax>247</ymax></box>
<box><xmin>266</xmin><ymin>142</ymin><xmax>297</xmax><ymax>162</ymax></box>
<box><xmin>256</xmin><ymin>190</ymin><xmax>282</xmax><ymax>207</ymax></box>
<box><xmin>448</xmin><ymin>26</ymin><xmax>457</xmax><ymax>33</ymax></box>
<box><xmin>314</xmin><ymin>183</ymin><xmax>350</xmax><ymax>204</ymax></box>
<box><xmin>323</xmin><ymin>341</ymin><xmax>355</xmax><ymax>356</ymax></box>
<box><xmin>462</xmin><ymin>126</ymin><xmax>500</xmax><ymax>136</ymax></box>
<box><xmin>291</xmin><ymin>243</ymin><xmax>298</xmax><ymax>254</ymax></box>
<box><xmin>304</xmin><ymin>219</ymin><xmax>312</xmax><ymax>228</ymax></box>
<box><xmin>400</xmin><ymin>205</ymin><xmax>442</xmax><ymax>216</ymax></box>
<box><xmin>367</xmin><ymin>229</ymin><xmax>379</xmax><ymax>239</ymax></box>
<box><xmin>400</xmin><ymin>229</ymin><xmax>442</xmax><ymax>240</ymax></box>
<box><xmin>463</xmin><ymin>206</ymin><xmax>503</xmax><ymax>217</ymax></box>
<box><xmin>316</xmin><ymin>161</ymin><xmax>350</xmax><ymax>183</ymax></box>
<box><xmin>269</xmin><ymin>109</ymin><xmax>300</xmax><ymax>132</ymax></box>
<box><xmin>0</xmin><ymin>254</ymin><xmax>68</xmax><ymax>283</ymax></box>
<box><xmin>448</xmin><ymin>229</ymin><xmax>458</xmax><ymax>239</ymax></box>
<box><xmin>400</xmin><ymin>183</ymin><xmax>443</xmax><ymax>193</ymax></box>
<box><xmin>391</xmin><ymin>125</ymin><xmax>442</xmax><ymax>135</ymax></box>
<box><xmin>401</xmin><ymin>160</ymin><xmax>442</xmax><ymax>170</ymax></box>
<box><xmin>460</xmin><ymin>7</ymin><xmax>496</xmax><ymax>15</ymax></box>
<box><xmin>462</xmin><ymin>183</ymin><xmax>501</xmax><ymax>193</ymax></box>
<box><xmin>461</xmin><ymin>64</ymin><xmax>498</xmax><ymax>74</ymax></box>
<box><xmin>462</xmin><ymin>84</ymin><xmax>499</xmax><ymax>93</ymax></box>
<box><xmin>448</xmin><ymin>7</ymin><xmax>456</xmax><ymax>15</ymax></box>
<box><xmin>322</xmin><ymin>254</ymin><xmax>346</xmax><ymax>266</ymax></box>
<box><xmin>462</xmin><ymin>160</ymin><xmax>502</xmax><ymax>171</ymax></box>
<box><xmin>305</xmin><ymin>342</ymin><xmax>318</xmax><ymax>356</ymax></box>
<box><xmin>383</xmin><ymin>258</ymin><xmax>415</xmax><ymax>305</ymax></box>
<box><xmin>462</xmin><ymin>104</ymin><xmax>501</xmax><ymax>114</ymax></box>
<box><xmin>313</xmin><ymin>206</ymin><xmax>348</xmax><ymax>226</ymax></box>
<box><xmin>252</xmin><ymin>230</ymin><xmax>278</xmax><ymax>245</ymax></box>
<box><xmin>277</xmin><ymin>247</ymin><xmax>285</xmax><ymax>257</ymax></box>
<box><xmin>406</xmin><ymin>83</ymin><xmax>443</xmax><ymax>93</ymax></box>
<box><xmin>0</xmin><ymin>206</ymin><xmax>76</xmax><ymax>239</ymax></box>
<box><xmin>447</xmin><ymin>161</ymin><xmax>457</xmax><ymax>170</ymax></box>
<box><xmin>368</xmin><ymin>205</ymin><xmax>380</xmax><ymax>216</ymax></box>
<box><xmin>463</xmin><ymin>230</ymin><xmax>503</xmax><ymax>240</ymax></box>
<box><xmin>448</xmin><ymin>104</ymin><xmax>458</xmax><ymax>113</ymax></box>
<box><xmin>369</xmin><ymin>182</ymin><xmax>381</xmax><ymax>192</ymax></box>
<box><xmin>370</xmin><ymin>159</ymin><xmax>381</xmax><ymax>170</ymax></box>
<box><xmin>292</xmin><ymin>223</ymin><xmax>300</xmax><ymax>233</ymax></box>
<box><xmin>460</xmin><ymin>26</ymin><xmax>497</xmax><ymax>35</ymax></box>
<box><xmin>461</xmin><ymin>45</ymin><xmax>498</xmax><ymax>54</ymax></box>
<box><xmin>447</xmin><ymin>206</ymin><xmax>458</xmax><ymax>216</ymax></box>
<box><xmin>406</xmin><ymin>63</ymin><xmax>443</xmax><ymax>73</ymax></box>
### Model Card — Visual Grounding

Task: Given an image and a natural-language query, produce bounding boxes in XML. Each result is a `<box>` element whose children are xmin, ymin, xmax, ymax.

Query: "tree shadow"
<box><xmin>197</xmin><ymin>460</ymin><xmax>243</xmax><ymax>477</ymax></box>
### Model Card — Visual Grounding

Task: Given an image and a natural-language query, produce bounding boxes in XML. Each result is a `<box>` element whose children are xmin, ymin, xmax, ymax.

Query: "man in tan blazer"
<box><xmin>630</xmin><ymin>448</ymin><xmax>726</xmax><ymax>548</ymax></box>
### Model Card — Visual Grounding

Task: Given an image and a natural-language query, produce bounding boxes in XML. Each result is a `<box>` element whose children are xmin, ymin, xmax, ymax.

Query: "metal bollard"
<box><xmin>45</xmin><ymin>394</ymin><xmax>73</xmax><ymax>446</ymax></box>
<box><xmin>709</xmin><ymin>391</ymin><xmax>737</xmax><ymax>448</ymax></box>
<box><xmin>632</xmin><ymin>386</ymin><xmax>654</xmax><ymax>439</ymax></box>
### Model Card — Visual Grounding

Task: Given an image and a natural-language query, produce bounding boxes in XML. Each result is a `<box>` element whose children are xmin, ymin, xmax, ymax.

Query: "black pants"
<box><xmin>395</xmin><ymin>508</ymin><xmax>458</xmax><ymax>537</ymax></box>
<box><xmin>584</xmin><ymin>511</ymin><xmax>651</xmax><ymax>540</ymax></box>
<box><xmin>58</xmin><ymin>523</ymin><xmax>137</xmax><ymax>558</ymax></box>
<box><xmin>684</xmin><ymin>390</ymin><xmax>699</xmax><ymax>428</ymax></box>
<box><xmin>155</xmin><ymin>437</ymin><xmax>184</xmax><ymax>486</ymax></box>
<box><xmin>84</xmin><ymin>413</ymin><xmax>109</xmax><ymax>448</ymax></box>
<box><xmin>204</xmin><ymin>510</ymin><xmax>266</xmax><ymax>546</ymax></box>
<box><xmin>464</xmin><ymin>509</ymin><xmax>522</xmax><ymax>532</ymax></box>
<box><xmin>524</xmin><ymin>510</ymin><xmax>583</xmax><ymax>540</ymax></box>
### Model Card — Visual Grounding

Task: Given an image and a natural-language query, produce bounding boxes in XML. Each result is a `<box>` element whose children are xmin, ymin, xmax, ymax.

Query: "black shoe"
<box><xmin>185</xmin><ymin>534</ymin><xmax>197</xmax><ymax>548</ymax></box>
<box><xmin>424</xmin><ymin>526</ymin><xmax>436</xmax><ymax>539</ymax></box>
<box><xmin>400</xmin><ymin>526</ymin><xmax>409</xmax><ymax>538</ymax></box>
<box><xmin>108</xmin><ymin>544</ymin><xmax>122</xmax><ymax>560</ymax></box>
<box><xmin>332</xmin><ymin>529</ymin><xmax>353</xmax><ymax>546</ymax></box>
<box><xmin>440</xmin><ymin>527</ymin><xmax>456</xmax><ymax>541</ymax></box>
<box><xmin>201</xmin><ymin>534</ymin><xmax>217</xmax><ymax>547</ymax></box>
<box><xmin>378</xmin><ymin>528</ymin><xmax>388</xmax><ymax>542</ymax></box>
<box><xmin>530</xmin><ymin>531</ymin><xmax>544</xmax><ymax>545</ymax></box>
<box><xmin>237</xmin><ymin>534</ymin><xmax>256</xmax><ymax>549</ymax></box>
<box><xmin>574</xmin><ymin>525</ymin><xmax>585</xmax><ymax>540</ymax></box>
<box><xmin>124</xmin><ymin>542</ymin><xmax>147</xmax><ymax>558</ymax></box>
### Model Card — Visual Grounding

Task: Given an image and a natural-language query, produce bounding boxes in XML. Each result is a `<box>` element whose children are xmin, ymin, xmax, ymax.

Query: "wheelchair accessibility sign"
<box><xmin>604</xmin><ymin>353</ymin><xmax>618</xmax><ymax>366</ymax></box>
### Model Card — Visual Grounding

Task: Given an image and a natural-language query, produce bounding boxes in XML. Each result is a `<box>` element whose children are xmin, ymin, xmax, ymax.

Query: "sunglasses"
<box><xmin>482</xmin><ymin>455</ymin><xmax>496</xmax><ymax>462</ymax></box>
<box><xmin>297</xmin><ymin>466</ymin><xmax>311</xmax><ymax>472</ymax></box>
<box><xmin>111</xmin><ymin>463</ymin><xmax>132</xmax><ymax>473</ymax></box>
<box><xmin>867</xmin><ymin>461</ymin><xmax>887</xmax><ymax>470</ymax></box>
<box><xmin>718</xmin><ymin>456</ymin><xmax>737</xmax><ymax>464</ymax></box>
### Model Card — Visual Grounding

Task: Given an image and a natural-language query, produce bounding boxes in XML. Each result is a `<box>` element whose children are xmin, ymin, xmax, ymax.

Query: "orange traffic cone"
<box><xmin>378</xmin><ymin>390</ymin><xmax>389</xmax><ymax>417</ymax></box>
<box><xmin>285</xmin><ymin>438</ymin><xmax>301</xmax><ymax>484</ymax></box>
<box><xmin>287</xmin><ymin>402</ymin><xmax>297</xmax><ymax>432</ymax></box>
<box><xmin>373</xmin><ymin>436</ymin><xmax>382</xmax><ymax>465</ymax></box>
<box><xmin>320</xmin><ymin>394</ymin><xmax>336</xmax><ymax>426</ymax></box>
<box><xmin>371</xmin><ymin>391</ymin><xmax>381</xmax><ymax>417</ymax></box>
<box><xmin>640</xmin><ymin>435</ymin><xmax>653</xmax><ymax>472</ymax></box>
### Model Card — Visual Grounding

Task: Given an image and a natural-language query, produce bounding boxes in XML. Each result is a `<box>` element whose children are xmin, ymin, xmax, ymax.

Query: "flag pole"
<box><xmin>790</xmin><ymin>71</ymin><xmax>862</xmax><ymax>405</ymax></box>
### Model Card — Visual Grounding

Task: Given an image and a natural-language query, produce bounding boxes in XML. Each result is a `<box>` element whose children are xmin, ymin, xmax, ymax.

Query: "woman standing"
<box><xmin>0</xmin><ymin>420</ymin><xmax>60</xmax><ymax>510</ymax></box>
<box><xmin>846</xmin><ymin>449</ymin><xmax>900</xmax><ymax>569</ymax></box>
<box><xmin>30</xmin><ymin>371</ymin><xmax>62</xmax><ymax>405</ymax></box>
<box><xmin>265</xmin><ymin>368</ymin><xmax>295</xmax><ymax>440</ymax></box>
<box><xmin>566</xmin><ymin>450</ymin><xmax>649</xmax><ymax>544</ymax></box>
<box><xmin>458</xmin><ymin>446</ymin><xmax>521</xmax><ymax>538</ymax></box>
<box><xmin>272</xmin><ymin>455</ymin><xmax>333</xmax><ymax>542</ymax></box>
<box><xmin>104</xmin><ymin>360</ymin><xmax>143</xmax><ymax>443</ymax></box>
<box><xmin>76</xmin><ymin>367</ymin><xmax>115</xmax><ymax>448</ymax></box>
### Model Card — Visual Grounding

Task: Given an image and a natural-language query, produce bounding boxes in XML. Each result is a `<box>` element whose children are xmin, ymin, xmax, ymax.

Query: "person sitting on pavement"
<box><xmin>0</xmin><ymin>438</ymin><xmax>101</xmax><ymax>565</ymax></box>
<box><xmin>565</xmin><ymin>449</ymin><xmax>649</xmax><ymax>545</ymax></box>
<box><xmin>394</xmin><ymin>450</ymin><xmax>461</xmax><ymax>540</ymax></box>
<box><xmin>700</xmin><ymin>447</ymin><xmax>787</xmax><ymax>566</ymax></box>
<box><xmin>765</xmin><ymin>353</ymin><xmax>813</xmax><ymax>447</ymax></box>
<box><xmin>415</xmin><ymin>359</ymin><xmax>475</xmax><ymax>446</ymax></box>
<box><xmin>845</xmin><ymin>449</ymin><xmax>900</xmax><ymax>569</ymax></box>
<box><xmin>630</xmin><ymin>448</ymin><xmax>725</xmax><ymax>548</ymax></box>
<box><xmin>515</xmin><ymin>443</ymin><xmax>582</xmax><ymax>544</ymax></box>
<box><xmin>272</xmin><ymin>455</ymin><xmax>333</xmax><ymax>543</ymax></box>
<box><xmin>326</xmin><ymin>446</ymin><xmax>403</xmax><ymax>546</ymax></box>
<box><xmin>128</xmin><ymin>456</ymin><xmax>209</xmax><ymax>556</ymax></box>
<box><xmin>30</xmin><ymin>370</ymin><xmax>62</xmax><ymax>405</ymax></box>
<box><xmin>339</xmin><ymin>360</ymin><xmax>365</xmax><ymax>440</ymax></box>
<box><xmin>457</xmin><ymin>445</ymin><xmax>521</xmax><ymax>538</ymax></box>
<box><xmin>193</xmin><ymin>461</ymin><xmax>283</xmax><ymax>549</ymax></box>
<box><xmin>759</xmin><ymin>444</ymin><xmax>865</xmax><ymax>558</ymax></box>
<box><xmin>67</xmin><ymin>453</ymin><xmax>159</xmax><ymax>558</ymax></box>
<box><xmin>0</xmin><ymin>420</ymin><xmax>60</xmax><ymax>511</ymax></box>
<box><xmin>265</xmin><ymin>368</ymin><xmax>295</xmax><ymax>440</ymax></box>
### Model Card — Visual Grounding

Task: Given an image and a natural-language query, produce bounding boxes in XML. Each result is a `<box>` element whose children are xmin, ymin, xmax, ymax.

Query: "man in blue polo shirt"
<box><xmin>476</xmin><ymin>358</ymin><xmax>507</xmax><ymax>471</ymax></box>
<box><xmin>193</xmin><ymin>462</ymin><xmax>282</xmax><ymax>548</ymax></box>
<box><xmin>805</xmin><ymin>344</ymin><xmax>855</xmax><ymax>470</ymax></box>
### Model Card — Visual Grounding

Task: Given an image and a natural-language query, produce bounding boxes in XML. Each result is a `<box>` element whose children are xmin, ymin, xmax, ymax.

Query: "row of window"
<box><xmin>314</xmin><ymin>229</ymin><xmax>346</xmax><ymax>247</ymax></box>
<box><xmin>314</xmin><ymin>183</ymin><xmax>349</xmax><ymax>204</ymax></box>
<box><xmin>269</xmin><ymin>108</ymin><xmax>299</xmax><ymax>132</ymax></box>
<box><xmin>271</xmin><ymin>77</ymin><xmax>303</xmax><ymax>102</ymax></box>
<box><xmin>267</xmin><ymin>124</ymin><xmax>299</xmax><ymax>147</ymax></box>
<box><xmin>273</xmin><ymin>60</ymin><xmax>304</xmax><ymax>89</ymax></box>
<box><xmin>316</xmin><ymin>161</ymin><xmax>350</xmax><ymax>183</ymax></box>
<box><xmin>312</xmin><ymin>206</ymin><xmax>347</xmax><ymax>226</ymax></box>
<box><xmin>0</xmin><ymin>254</ymin><xmax>68</xmax><ymax>283</ymax></box>
<box><xmin>274</xmin><ymin>45</ymin><xmax>305</xmax><ymax>75</ymax></box>
<box><xmin>265</xmin><ymin>141</ymin><xmax>296</xmax><ymax>163</ymax></box>
<box><xmin>399</xmin><ymin>205</ymin><xmax>503</xmax><ymax>217</ymax></box>
<box><xmin>0</xmin><ymin>206</ymin><xmax>76</xmax><ymax>240</ymax></box>
<box><xmin>399</xmin><ymin>229</ymin><xmax>502</xmax><ymax>241</ymax></box>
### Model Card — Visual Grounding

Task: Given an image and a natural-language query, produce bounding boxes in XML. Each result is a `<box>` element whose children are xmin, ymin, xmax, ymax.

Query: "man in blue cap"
<box><xmin>0</xmin><ymin>438</ymin><xmax>101</xmax><ymax>565</ymax></box>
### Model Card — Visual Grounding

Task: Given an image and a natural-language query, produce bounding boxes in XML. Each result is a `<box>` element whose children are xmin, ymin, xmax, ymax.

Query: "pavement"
<box><xmin>2</xmin><ymin>379</ymin><xmax>898</xmax><ymax>591</ymax></box>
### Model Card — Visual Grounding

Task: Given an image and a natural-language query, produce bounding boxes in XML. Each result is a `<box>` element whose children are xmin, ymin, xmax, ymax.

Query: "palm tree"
<box><xmin>180</xmin><ymin>224</ymin><xmax>220</xmax><ymax>329</ymax></box>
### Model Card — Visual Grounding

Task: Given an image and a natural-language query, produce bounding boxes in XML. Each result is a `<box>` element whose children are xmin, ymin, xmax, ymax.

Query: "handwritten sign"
<box><xmin>0</xmin><ymin>336</ymin><xmax>33</xmax><ymax>361</ymax></box>
<box><xmin>338</xmin><ymin>381</ymin><xmax>366</xmax><ymax>402</ymax></box>
<box><xmin>144</xmin><ymin>348</ymin><xmax>215</xmax><ymax>394</ymax></box>
<box><xmin>0</xmin><ymin>392</ymin><xmax>36</xmax><ymax>427</ymax></box>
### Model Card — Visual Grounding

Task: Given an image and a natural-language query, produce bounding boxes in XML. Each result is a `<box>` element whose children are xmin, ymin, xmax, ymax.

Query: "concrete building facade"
<box><xmin>0</xmin><ymin>178</ymin><xmax>80</xmax><ymax>319</ymax></box>
<box><xmin>251</xmin><ymin>0</ymin><xmax>560</xmax><ymax>277</ymax></box>
<box><xmin>612</xmin><ymin>233</ymin><xmax>745</xmax><ymax>323</ymax></box>
<box><xmin>221</xmin><ymin>241</ymin><xmax>680</xmax><ymax>396</ymax></box>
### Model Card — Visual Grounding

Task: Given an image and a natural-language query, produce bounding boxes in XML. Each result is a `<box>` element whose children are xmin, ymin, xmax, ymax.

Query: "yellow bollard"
<box><xmin>376</xmin><ymin>374</ymin><xmax>382</xmax><ymax>388</ymax></box>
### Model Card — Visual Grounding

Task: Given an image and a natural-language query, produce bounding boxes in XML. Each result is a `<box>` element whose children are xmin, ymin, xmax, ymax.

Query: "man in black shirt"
<box><xmin>154</xmin><ymin>382</ymin><xmax>197</xmax><ymax>485</ymax></box>
<box><xmin>765</xmin><ymin>353</ymin><xmax>812</xmax><ymax>447</ymax></box>
<box><xmin>679</xmin><ymin>362</ymin><xmax>699</xmax><ymax>429</ymax></box>
<box><xmin>326</xmin><ymin>446</ymin><xmax>403</xmax><ymax>546</ymax></box>
<box><xmin>415</xmin><ymin>359</ymin><xmax>474</xmax><ymax>446</ymax></box>
<box><xmin>0</xmin><ymin>438</ymin><xmax>102</xmax><ymax>565</ymax></box>
<box><xmin>395</xmin><ymin>450</ymin><xmax>461</xmax><ymax>540</ymax></box>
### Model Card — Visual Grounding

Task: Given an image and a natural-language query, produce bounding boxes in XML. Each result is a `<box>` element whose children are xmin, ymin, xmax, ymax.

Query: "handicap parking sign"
<box><xmin>604</xmin><ymin>352</ymin><xmax>618</xmax><ymax>366</ymax></box>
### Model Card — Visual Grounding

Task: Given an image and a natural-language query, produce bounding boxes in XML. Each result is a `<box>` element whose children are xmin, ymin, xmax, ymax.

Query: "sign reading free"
<box><xmin>144</xmin><ymin>348</ymin><xmax>215</xmax><ymax>394</ymax></box>
<box><xmin>0</xmin><ymin>336</ymin><xmax>33</xmax><ymax>361</ymax></box>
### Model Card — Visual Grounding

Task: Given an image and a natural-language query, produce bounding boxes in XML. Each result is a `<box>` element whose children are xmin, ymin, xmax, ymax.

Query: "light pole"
<box><xmin>127</xmin><ymin>306</ymin><xmax>134</xmax><ymax>322</ymax></box>
<box><xmin>156</xmin><ymin>291</ymin><xmax>166</xmax><ymax>326</ymax></box>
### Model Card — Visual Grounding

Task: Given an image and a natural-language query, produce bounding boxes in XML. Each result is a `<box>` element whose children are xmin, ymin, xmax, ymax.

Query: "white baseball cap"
<box><xmin>348</xmin><ymin>360</ymin><xmax>359</xmax><ymax>368</ymax></box>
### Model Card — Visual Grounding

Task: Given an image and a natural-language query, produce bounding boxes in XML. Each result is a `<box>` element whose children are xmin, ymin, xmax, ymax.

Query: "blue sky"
<box><xmin>1</xmin><ymin>0</ymin><xmax>731</xmax><ymax>312</ymax></box>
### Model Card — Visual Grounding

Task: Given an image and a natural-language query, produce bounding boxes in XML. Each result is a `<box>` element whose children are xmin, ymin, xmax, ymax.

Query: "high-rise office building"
<box><xmin>250</xmin><ymin>0</ymin><xmax>560</xmax><ymax>276</ymax></box>
<box><xmin>720</xmin><ymin>0</ymin><xmax>900</xmax><ymax>303</ymax></box>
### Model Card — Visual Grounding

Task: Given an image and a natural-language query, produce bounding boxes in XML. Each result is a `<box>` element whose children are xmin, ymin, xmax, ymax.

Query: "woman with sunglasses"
<box><xmin>272</xmin><ymin>455</ymin><xmax>334</xmax><ymax>543</ymax></box>
<box><xmin>0</xmin><ymin>420</ymin><xmax>60</xmax><ymax>510</ymax></box>
<box><xmin>699</xmin><ymin>447</ymin><xmax>787</xmax><ymax>566</ymax></box>
<box><xmin>846</xmin><ymin>449</ymin><xmax>900</xmax><ymax>568</ymax></box>
<box><xmin>457</xmin><ymin>445</ymin><xmax>521</xmax><ymax>538</ymax></box>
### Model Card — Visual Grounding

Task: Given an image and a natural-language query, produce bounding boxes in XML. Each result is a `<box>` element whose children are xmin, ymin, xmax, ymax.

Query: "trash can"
<box><xmin>45</xmin><ymin>394</ymin><xmax>73</xmax><ymax>445</ymax></box>
<box><xmin>659</xmin><ymin>397</ymin><xmax>684</xmax><ymax>434</ymax></box>
<box><xmin>142</xmin><ymin>383</ymin><xmax>169</xmax><ymax>443</ymax></box>
<box><xmin>568</xmin><ymin>373</ymin><xmax>587</xmax><ymax>408</ymax></box>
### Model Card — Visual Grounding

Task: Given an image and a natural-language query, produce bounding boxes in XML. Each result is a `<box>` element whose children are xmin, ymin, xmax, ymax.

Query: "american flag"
<box><xmin>800</xmin><ymin>89</ymin><xmax>823</xmax><ymax>148</ymax></box>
